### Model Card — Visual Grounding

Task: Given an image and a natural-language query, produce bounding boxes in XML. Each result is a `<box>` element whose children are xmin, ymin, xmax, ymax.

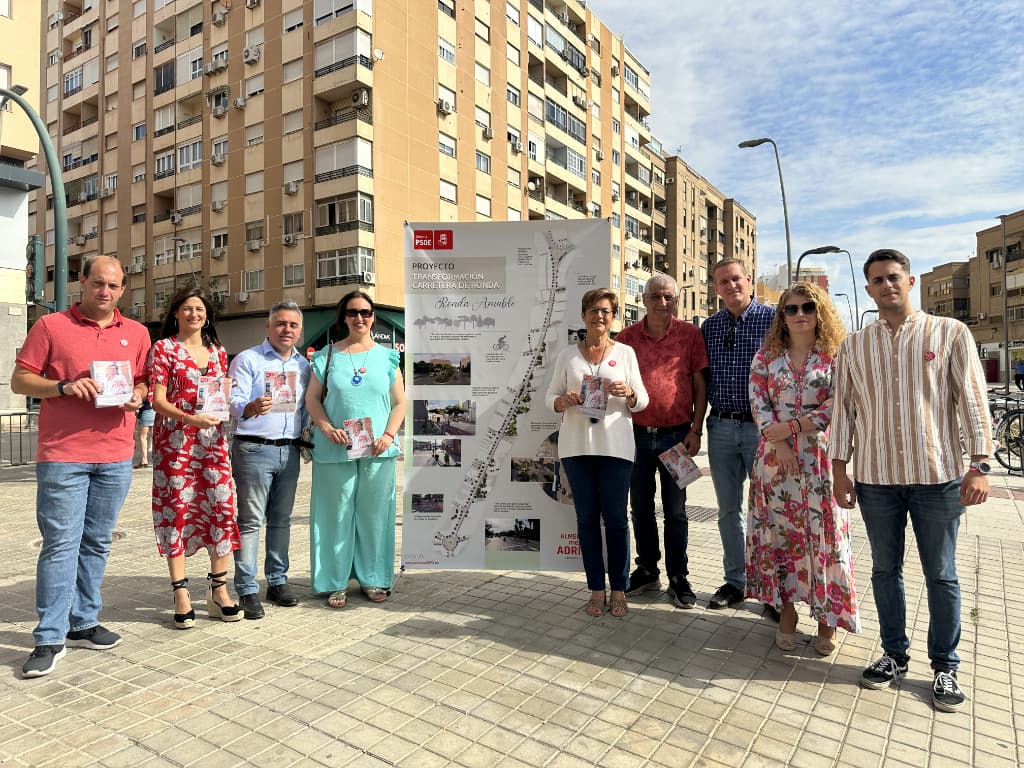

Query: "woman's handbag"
<box><xmin>298</xmin><ymin>345</ymin><xmax>331</xmax><ymax>463</ymax></box>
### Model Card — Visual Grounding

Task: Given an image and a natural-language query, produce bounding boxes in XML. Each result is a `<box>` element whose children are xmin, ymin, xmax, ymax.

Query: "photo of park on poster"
<box><xmin>401</xmin><ymin>219</ymin><xmax>611</xmax><ymax>572</ymax></box>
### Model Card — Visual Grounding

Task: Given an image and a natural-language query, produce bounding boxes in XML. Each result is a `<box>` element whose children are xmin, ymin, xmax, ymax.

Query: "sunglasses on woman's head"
<box><xmin>783</xmin><ymin>301</ymin><xmax>816</xmax><ymax>316</ymax></box>
<box><xmin>345</xmin><ymin>308</ymin><xmax>374</xmax><ymax>318</ymax></box>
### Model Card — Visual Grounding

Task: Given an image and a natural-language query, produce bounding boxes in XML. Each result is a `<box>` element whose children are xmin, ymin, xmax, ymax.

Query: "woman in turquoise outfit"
<box><xmin>305</xmin><ymin>291</ymin><xmax>407</xmax><ymax>608</ymax></box>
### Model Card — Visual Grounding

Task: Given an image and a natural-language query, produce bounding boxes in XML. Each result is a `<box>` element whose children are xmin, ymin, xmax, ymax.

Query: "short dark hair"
<box><xmin>160</xmin><ymin>288</ymin><xmax>221</xmax><ymax>347</ymax></box>
<box><xmin>863</xmin><ymin>249</ymin><xmax>911</xmax><ymax>279</ymax></box>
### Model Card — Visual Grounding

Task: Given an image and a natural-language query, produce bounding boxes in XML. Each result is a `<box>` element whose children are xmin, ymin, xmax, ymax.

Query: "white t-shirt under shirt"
<box><xmin>545</xmin><ymin>341</ymin><xmax>649</xmax><ymax>462</ymax></box>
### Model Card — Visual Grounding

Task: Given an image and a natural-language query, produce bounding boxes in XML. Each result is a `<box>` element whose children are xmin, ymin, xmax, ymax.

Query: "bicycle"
<box><xmin>993</xmin><ymin>405</ymin><xmax>1024</xmax><ymax>472</ymax></box>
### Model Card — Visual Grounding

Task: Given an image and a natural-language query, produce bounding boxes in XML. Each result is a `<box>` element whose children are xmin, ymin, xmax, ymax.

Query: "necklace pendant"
<box><xmin>358</xmin><ymin>367</ymin><xmax>367</xmax><ymax>374</ymax></box>
<box><xmin>351</xmin><ymin>374</ymin><xmax>363</xmax><ymax>386</ymax></box>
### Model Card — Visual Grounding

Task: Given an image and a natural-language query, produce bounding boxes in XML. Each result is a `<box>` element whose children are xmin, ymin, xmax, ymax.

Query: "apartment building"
<box><xmin>31</xmin><ymin>0</ymin><xmax>751</xmax><ymax>346</ymax></box>
<box><xmin>1</xmin><ymin>0</ymin><xmax>43</xmax><ymax>410</ymax></box>
<box><xmin>920</xmin><ymin>261</ymin><xmax>970</xmax><ymax>322</ymax></box>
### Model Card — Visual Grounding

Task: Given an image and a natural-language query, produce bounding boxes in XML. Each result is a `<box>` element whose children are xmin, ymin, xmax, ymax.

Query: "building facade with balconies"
<box><xmin>30</xmin><ymin>0</ymin><xmax>747</xmax><ymax>343</ymax></box>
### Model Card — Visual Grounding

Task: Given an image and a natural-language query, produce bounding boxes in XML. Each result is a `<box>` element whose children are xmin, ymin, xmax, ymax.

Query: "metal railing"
<box><xmin>0</xmin><ymin>412</ymin><xmax>39</xmax><ymax>466</ymax></box>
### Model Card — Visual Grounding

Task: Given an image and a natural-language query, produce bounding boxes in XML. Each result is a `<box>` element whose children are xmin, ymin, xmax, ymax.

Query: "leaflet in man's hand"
<box><xmin>577</xmin><ymin>374</ymin><xmax>607</xmax><ymax>420</ymax></box>
<box><xmin>197</xmin><ymin>376</ymin><xmax>231</xmax><ymax>422</ymax></box>
<box><xmin>263</xmin><ymin>371</ymin><xmax>297</xmax><ymax>413</ymax></box>
<box><xmin>343</xmin><ymin>417</ymin><xmax>374</xmax><ymax>458</ymax></box>
<box><xmin>659</xmin><ymin>442</ymin><xmax>702</xmax><ymax>489</ymax></box>
<box><xmin>91</xmin><ymin>360</ymin><xmax>133</xmax><ymax>407</ymax></box>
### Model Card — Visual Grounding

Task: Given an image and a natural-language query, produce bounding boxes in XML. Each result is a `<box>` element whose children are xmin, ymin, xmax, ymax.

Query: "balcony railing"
<box><xmin>313</xmin><ymin>106</ymin><xmax>373</xmax><ymax>130</ymax></box>
<box><xmin>177</xmin><ymin>114</ymin><xmax>202</xmax><ymax>129</ymax></box>
<box><xmin>154</xmin><ymin>168</ymin><xmax>175</xmax><ymax>181</ymax></box>
<box><xmin>314</xmin><ymin>54</ymin><xmax>373</xmax><ymax>79</ymax></box>
<box><xmin>314</xmin><ymin>221</ymin><xmax>374</xmax><ymax>237</ymax></box>
<box><xmin>154</xmin><ymin>38</ymin><xmax>176</xmax><ymax>54</ymax></box>
<box><xmin>314</xmin><ymin>165</ymin><xmax>373</xmax><ymax>183</ymax></box>
<box><xmin>316</xmin><ymin>273</ymin><xmax>372</xmax><ymax>289</ymax></box>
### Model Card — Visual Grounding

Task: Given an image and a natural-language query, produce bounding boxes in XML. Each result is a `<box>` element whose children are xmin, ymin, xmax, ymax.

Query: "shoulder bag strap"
<box><xmin>320</xmin><ymin>345</ymin><xmax>332</xmax><ymax>404</ymax></box>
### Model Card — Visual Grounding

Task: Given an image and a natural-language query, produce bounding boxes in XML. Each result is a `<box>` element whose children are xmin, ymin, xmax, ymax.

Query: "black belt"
<box><xmin>709</xmin><ymin>408</ymin><xmax>754</xmax><ymax>423</ymax></box>
<box><xmin>635</xmin><ymin>423</ymin><xmax>690</xmax><ymax>435</ymax></box>
<box><xmin>235</xmin><ymin>434</ymin><xmax>307</xmax><ymax>448</ymax></box>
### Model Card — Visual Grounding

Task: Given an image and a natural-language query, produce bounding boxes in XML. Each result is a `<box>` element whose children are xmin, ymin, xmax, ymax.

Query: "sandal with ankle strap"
<box><xmin>171</xmin><ymin>578</ymin><xmax>195</xmax><ymax>629</ymax></box>
<box><xmin>206</xmin><ymin>571</ymin><xmax>243</xmax><ymax>622</ymax></box>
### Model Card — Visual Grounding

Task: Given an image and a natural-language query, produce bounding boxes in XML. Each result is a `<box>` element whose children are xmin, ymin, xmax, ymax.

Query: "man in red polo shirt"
<box><xmin>616</xmin><ymin>274</ymin><xmax>708</xmax><ymax>608</ymax></box>
<box><xmin>12</xmin><ymin>255</ymin><xmax>151</xmax><ymax>678</ymax></box>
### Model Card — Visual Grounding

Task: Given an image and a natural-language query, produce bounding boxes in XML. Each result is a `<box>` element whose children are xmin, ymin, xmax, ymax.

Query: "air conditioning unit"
<box><xmin>640</xmin><ymin>228</ymin><xmax>649</xmax><ymax>238</ymax></box>
<box><xmin>283</xmin><ymin>181</ymin><xmax>299</xmax><ymax>195</ymax></box>
<box><xmin>610</xmin><ymin>64</ymin><xmax>619</xmax><ymax>76</ymax></box>
<box><xmin>351</xmin><ymin>88</ymin><xmax>369</xmax><ymax>107</ymax></box>
<box><xmin>232</xmin><ymin>97</ymin><xmax>247</xmax><ymax>109</ymax></box>
<box><xmin>662</xmin><ymin>238</ymin><xmax>669</xmax><ymax>246</ymax></box>
<box><xmin>74</xmin><ymin>235</ymin><xmax>87</xmax><ymax>246</ymax></box>
<box><xmin>210</xmin><ymin>152</ymin><xmax>226</xmax><ymax>166</ymax></box>
<box><xmin>978</xmin><ymin>312</ymin><xmax>987</xmax><ymax>320</ymax></box>
<box><xmin>213</xmin><ymin>105</ymin><xmax>227</xmax><ymax>118</ymax></box>
<box><xmin>511</xmin><ymin>140</ymin><xmax>522</xmax><ymax>154</ymax></box>
<box><xmin>362</xmin><ymin>271</ymin><xmax>376</xmax><ymax>285</ymax></box>
<box><xmin>559</xmin><ymin>48</ymin><xmax>570</xmax><ymax>60</ymax></box>
<box><xmin>206</xmin><ymin>58</ymin><xmax>227</xmax><ymax>75</ymax></box>
<box><xmin>212</xmin><ymin>9</ymin><xmax>226</xmax><ymax>25</ymax></box>
<box><xmin>245</xmin><ymin>0</ymin><xmax>260</xmax><ymax>8</ymax></box>
<box><xmin>558</xmin><ymin>11</ymin><xmax>570</xmax><ymax>24</ymax></box>
<box><xmin>211</xmin><ymin>199</ymin><xmax>226</xmax><ymax>211</ymax></box>
<box><xmin>246</xmin><ymin>240</ymin><xmax>261</xmax><ymax>251</ymax></box>
<box><xmin>625</xmin><ymin>232</ymin><xmax>633</xmax><ymax>240</ymax></box>
<box><xmin>436</xmin><ymin>99</ymin><xmax>453</xmax><ymax>115</ymax></box>
<box><xmin>211</xmin><ymin>247</ymin><xmax>226</xmax><ymax>259</ymax></box>
<box><xmin>282</xmin><ymin>233</ymin><xmax>298</xmax><ymax>246</ymax></box>
<box><xmin>126</xmin><ymin>306</ymin><xmax>141</xmax><ymax>317</ymax></box>
<box><xmin>572</xmin><ymin>95</ymin><xmax>586</xmax><ymax>108</ymax></box>
<box><xmin>482</xmin><ymin>126</ymin><xmax>494</xmax><ymax>140</ymax></box>
<box><xmin>596</xmin><ymin>150</ymin><xmax>605</xmax><ymax>161</ymax></box>
<box><xmin>665</xmin><ymin>177</ymin><xmax>675</xmax><ymax>184</ymax></box>
<box><xmin>77</xmin><ymin>192</ymin><xmax>88</xmax><ymax>203</ymax></box>
<box><xmin>243</xmin><ymin>46</ymin><xmax>261</xmax><ymax>64</ymax></box>
<box><xmin>169</xmin><ymin>212</ymin><xmax>183</xmax><ymax>224</ymax></box>
<box><xmin>235</xmin><ymin>291</ymin><xmax>250</xmax><ymax>303</ymax></box>
<box><xmin>126</xmin><ymin>264</ymin><xmax>143</xmax><ymax>274</ymax></box>
<box><xmin>100</xmin><ymin>187</ymin><xmax>115</xmax><ymax>198</ymax></box>
<box><xmin>579</xmin><ymin>66</ymin><xmax>590</xmax><ymax>78</ymax></box>
<box><xmin>611</xmin><ymin>192</ymin><xmax>619</xmax><ymax>202</ymax></box>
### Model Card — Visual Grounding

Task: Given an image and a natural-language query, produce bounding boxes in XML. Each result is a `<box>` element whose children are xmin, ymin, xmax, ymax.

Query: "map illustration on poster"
<box><xmin>403</xmin><ymin>220</ymin><xmax>611</xmax><ymax>571</ymax></box>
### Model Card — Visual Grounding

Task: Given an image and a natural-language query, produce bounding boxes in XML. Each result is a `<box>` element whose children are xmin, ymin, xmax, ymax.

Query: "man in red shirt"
<box><xmin>616</xmin><ymin>275</ymin><xmax>708</xmax><ymax>608</ymax></box>
<box><xmin>12</xmin><ymin>256</ymin><xmax>151</xmax><ymax>678</ymax></box>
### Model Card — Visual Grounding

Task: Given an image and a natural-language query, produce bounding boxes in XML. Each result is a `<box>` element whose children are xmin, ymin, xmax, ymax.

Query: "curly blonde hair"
<box><xmin>761</xmin><ymin>281</ymin><xmax>846</xmax><ymax>358</ymax></box>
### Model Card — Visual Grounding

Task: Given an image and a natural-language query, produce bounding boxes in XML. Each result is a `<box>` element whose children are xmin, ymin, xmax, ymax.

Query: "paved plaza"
<box><xmin>1</xmin><ymin>451</ymin><xmax>1023</xmax><ymax>767</ymax></box>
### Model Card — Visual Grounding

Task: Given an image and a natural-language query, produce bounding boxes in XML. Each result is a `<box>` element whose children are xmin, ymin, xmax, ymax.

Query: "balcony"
<box><xmin>313</xmin><ymin>105</ymin><xmax>373</xmax><ymax>131</ymax></box>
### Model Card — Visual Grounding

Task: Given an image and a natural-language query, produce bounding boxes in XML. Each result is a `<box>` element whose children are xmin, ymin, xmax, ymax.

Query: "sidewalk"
<box><xmin>1</xmin><ymin>452</ymin><xmax>1022</xmax><ymax>767</ymax></box>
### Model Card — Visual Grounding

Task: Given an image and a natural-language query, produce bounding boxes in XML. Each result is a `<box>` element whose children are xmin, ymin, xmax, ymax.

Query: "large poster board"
<box><xmin>402</xmin><ymin>220</ymin><xmax>611</xmax><ymax>570</ymax></box>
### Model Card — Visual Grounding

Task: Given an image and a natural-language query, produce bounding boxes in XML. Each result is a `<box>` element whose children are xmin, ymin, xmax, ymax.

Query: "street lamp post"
<box><xmin>739</xmin><ymin>137</ymin><xmax>792</xmax><ymax>285</ymax></box>
<box><xmin>796</xmin><ymin>245</ymin><xmax>860</xmax><ymax>328</ymax></box>
<box><xmin>1</xmin><ymin>85</ymin><xmax>68</xmax><ymax>310</ymax></box>
<box><xmin>1000</xmin><ymin>215</ymin><xmax>1010</xmax><ymax>392</ymax></box>
<box><xmin>834</xmin><ymin>292</ymin><xmax>855</xmax><ymax>330</ymax></box>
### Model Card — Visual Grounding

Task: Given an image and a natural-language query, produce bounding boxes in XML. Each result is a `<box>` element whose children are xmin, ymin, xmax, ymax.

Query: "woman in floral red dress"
<box><xmin>150</xmin><ymin>288</ymin><xmax>241</xmax><ymax>628</ymax></box>
<box><xmin>746</xmin><ymin>282</ymin><xmax>859</xmax><ymax>655</ymax></box>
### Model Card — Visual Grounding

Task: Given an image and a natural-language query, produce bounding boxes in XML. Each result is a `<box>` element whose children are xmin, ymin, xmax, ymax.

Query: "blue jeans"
<box><xmin>561</xmin><ymin>455</ymin><xmax>633</xmax><ymax>591</ymax></box>
<box><xmin>33</xmin><ymin>461</ymin><xmax>133</xmax><ymax>646</ymax></box>
<box><xmin>707</xmin><ymin>416</ymin><xmax>760</xmax><ymax>590</ymax></box>
<box><xmin>231</xmin><ymin>441</ymin><xmax>301</xmax><ymax>596</ymax></box>
<box><xmin>630</xmin><ymin>425</ymin><xmax>690</xmax><ymax>578</ymax></box>
<box><xmin>856</xmin><ymin>479</ymin><xmax>964</xmax><ymax>672</ymax></box>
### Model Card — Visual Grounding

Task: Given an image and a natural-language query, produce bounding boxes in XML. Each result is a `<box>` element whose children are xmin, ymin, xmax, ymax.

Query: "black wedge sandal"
<box><xmin>206</xmin><ymin>571</ymin><xmax>243</xmax><ymax>622</ymax></box>
<box><xmin>171</xmin><ymin>578</ymin><xmax>195</xmax><ymax>629</ymax></box>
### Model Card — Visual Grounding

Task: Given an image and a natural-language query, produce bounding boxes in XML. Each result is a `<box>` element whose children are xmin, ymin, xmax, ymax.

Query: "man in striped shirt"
<box><xmin>831</xmin><ymin>249</ymin><xmax>992</xmax><ymax>713</ymax></box>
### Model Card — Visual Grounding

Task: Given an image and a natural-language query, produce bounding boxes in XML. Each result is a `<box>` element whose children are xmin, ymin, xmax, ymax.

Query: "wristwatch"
<box><xmin>969</xmin><ymin>461</ymin><xmax>991</xmax><ymax>475</ymax></box>
<box><xmin>57</xmin><ymin>379</ymin><xmax>71</xmax><ymax>396</ymax></box>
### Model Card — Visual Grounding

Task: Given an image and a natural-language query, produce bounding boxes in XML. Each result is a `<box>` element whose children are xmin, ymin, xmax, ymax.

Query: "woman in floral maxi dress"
<box><xmin>150</xmin><ymin>288</ymin><xmax>241</xmax><ymax>628</ymax></box>
<box><xmin>746</xmin><ymin>282</ymin><xmax>859</xmax><ymax>655</ymax></box>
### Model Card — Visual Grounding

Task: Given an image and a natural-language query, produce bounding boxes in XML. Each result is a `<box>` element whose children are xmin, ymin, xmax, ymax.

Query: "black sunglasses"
<box><xmin>345</xmin><ymin>308</ymin><xmax>374</xmax><ymax>319</ymax></box>
<box><xmin>783</xmin><ymin>301</ymin><xmax>817</xmax><ymax>316</ymax></box>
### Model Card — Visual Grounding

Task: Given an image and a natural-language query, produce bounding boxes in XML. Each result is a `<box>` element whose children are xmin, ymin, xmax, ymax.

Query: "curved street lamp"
<box><xmin>833</xmin><ymin>292</ymin><xmax>855</xmax><ymax>330</ymax></box>
<box><xmin>796</xmin><ymin>245</ymin><xmax>860</xmax><ymax>328</ymax></box>
<box><xmin>739</xmin><ymin>137</ymin><xmax>792</xmax><ymax>285</ymax></box>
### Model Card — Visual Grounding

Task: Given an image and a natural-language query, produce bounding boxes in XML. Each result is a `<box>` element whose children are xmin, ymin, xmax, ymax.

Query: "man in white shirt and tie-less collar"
<box><xmin>228</xmin><ymin>301</ymin><xmax>311</xmax><ymax>619</ymax></box>
<box><xmin>831</xmin><ymin>249</ymin><xmax>992</xmax><ymax>713</ymax></box>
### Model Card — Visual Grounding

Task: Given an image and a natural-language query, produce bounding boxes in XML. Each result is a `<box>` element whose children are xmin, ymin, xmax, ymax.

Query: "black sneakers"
<box><xmin>626</xmin><ymin>567</ymin><xmax>662</xmax><ymax>596</ymax></box>
<box><xmin>66</xmin><ymin>625</ymin><xmax>122</xmax><ymax>650</ymax></box>
<box><xmin>932</xmin><ymin>670</ymin><xmax>966</xmax><ymax>712</ymax></box>
<box><xmin>667</xmin><ymin>576</ymin><xmax>696</xmax><ymax>609</ymax></box>
<box><xmin>21</xmin><ymin>645</ymin><xmax>66</xmax><ymax>678</ymax></box>
<box><xmin>708</xmin><ymin>583</ymin><xmax>744</xmax><ymax>610</ymax></box>
<box><xmin>860</xmin><ymin>654</ymin><xmax>908</xmax><ymax>689</ymax></box>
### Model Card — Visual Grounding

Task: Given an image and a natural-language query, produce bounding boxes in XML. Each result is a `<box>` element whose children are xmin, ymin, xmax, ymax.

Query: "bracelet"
<box><xmin>796</xmin><ymin>419</ymin><xmax>803</xmax><ymax>433</ymax></box>
<box><xmin>788</xmin><ymin>420</ymin><xmax>799</xmax><ymax>436</ymax></box>
<box><xmin>384</xmin><ymin>431</ymin><xmax>395</xmax><ymax>440</ymax></box>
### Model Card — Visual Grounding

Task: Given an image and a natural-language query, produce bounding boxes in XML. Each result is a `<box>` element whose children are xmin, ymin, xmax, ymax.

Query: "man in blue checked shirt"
<box><xmin>701</xmin><ymin>259</ymin><xmax>775</xmax><ymax>611</ymax></box>
<box><xmin>228</xmin><ymin>300</ymin><xmax>311</xmax><ymax>619</ymax></box>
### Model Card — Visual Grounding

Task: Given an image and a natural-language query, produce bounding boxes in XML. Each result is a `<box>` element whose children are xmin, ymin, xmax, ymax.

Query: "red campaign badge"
<box><xmin>433</xmin><ymin>230</ymin><xmax>454</xmax><ymax>249</ymax></box>
<box><xmin>924</xmin><ymin>351</ymin><xmax>935</xmax><ymax>361</ymax></box>
<box><xmin>413</xmin><ymin>230</ymin><xmax>434</xmax><ymax>249</ymax></box>
<box><xmin>608</xmin><ymin>360</ymin><xmax>617</xmax><ymax>366</ymax></box>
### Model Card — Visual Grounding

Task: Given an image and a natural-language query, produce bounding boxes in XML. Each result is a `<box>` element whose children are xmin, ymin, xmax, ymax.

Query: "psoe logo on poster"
<box><xmin>412</xmin><ymin>229</ymin><xmax>454</xmax><ymax>250</ymax></box>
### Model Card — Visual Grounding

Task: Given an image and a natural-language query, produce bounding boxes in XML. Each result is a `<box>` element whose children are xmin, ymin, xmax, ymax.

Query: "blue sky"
<box><xmin>586</xmin><ymin>0</ymin><xmax>1024</xmax><ymax>315</ymax></box>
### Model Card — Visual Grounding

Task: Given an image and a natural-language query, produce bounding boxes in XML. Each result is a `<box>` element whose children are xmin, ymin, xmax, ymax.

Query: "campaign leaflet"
<box><xmin>576</xmin><ymin>373</ymin><xmax>607</xmax><ymax>420</ymax></box>
<box><xmin>344</xmin><ymin>416</ymin><xmax>374</xmax><ymax>458</ymax></box>
<box><xmin>197</xmin><ymin>376</ymin><xmax>231</xmax><ymax>422</ymax></box>
<box><xmin>264</xmin><ymin>371</ymin><xmax>297</xmax><ymax>413</ymax></box>
<box><xmin>91</xmin><ymin>360</ymin><xmax>132</xmax><ymax>408</ymax></box>
<box><xmin>658</xmin><ymin>442</ymin><xmax>703</xmax><ymax>489</ymax></box>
